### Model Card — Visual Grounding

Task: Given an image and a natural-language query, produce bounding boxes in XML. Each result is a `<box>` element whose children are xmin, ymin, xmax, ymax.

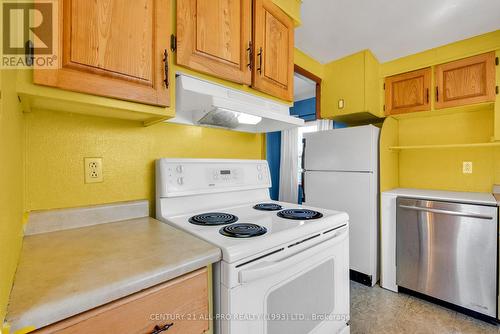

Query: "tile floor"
<box><xmin>350</xmin><ymin>281</ymin><xmax>499</xmax><ymax>334</ymax></box>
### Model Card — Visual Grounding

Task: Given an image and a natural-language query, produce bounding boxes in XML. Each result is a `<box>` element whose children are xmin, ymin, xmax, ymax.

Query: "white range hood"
<box><xmin>167</xmin><ymin>74</ymin><xmax>304</xmax><ymax>133</ymax></box>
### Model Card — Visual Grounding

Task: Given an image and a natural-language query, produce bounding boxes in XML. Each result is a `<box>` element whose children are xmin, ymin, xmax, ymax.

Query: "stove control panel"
<box><xmin>158</xmin><ymin>159</ymin><xmax>271</xmax><ymax>197</ymax></box>
<box><xmin>209</xmin><ymin>167</ymin><xmax>243</xmax><ymax>182</ymax></box>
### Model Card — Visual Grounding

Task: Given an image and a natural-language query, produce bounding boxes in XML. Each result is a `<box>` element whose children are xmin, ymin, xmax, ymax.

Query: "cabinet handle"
<box><xmin>426</xmin><ymin>88</ymin><xmax>429</xmax><ymax>103</ymax></box>
<box><xmin>25</xmin><ymin>40</ymin><xmax>34</xmax><ymax>66</ymax></box>
<box><xmin>257</xmin><ymin>47</ymin><xmax>263</xmax><ymax>75</ymax></box>
<box><xmin>435</xmin><ymin>86</ymin><xmax>439</xmax><ymax>102</ymax></box>
<box><xmin>163</xmin><ymin>49</ymin><xmax>169</xmax><ymax>89</ymax></box>
<box><xmin>301</xmin><ymin>138</ymin><xmax>306</xmax><ymax>203</ymax></box>
<box><xmin>151</xmin><ymin>323</ymin><xmax>173</xmax><ymax>334</ymax></box>
<box><xmin>247</xmin><ymin>41</ymin><xmax>253</xmax><ymax>70</ymax></box>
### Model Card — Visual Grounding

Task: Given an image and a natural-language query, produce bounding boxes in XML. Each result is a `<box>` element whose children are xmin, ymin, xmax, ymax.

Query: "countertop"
<box><xmin>382</xmin><ymin>188</ymin><xmax>497</xmax><ymax>206</ymax></box>
<box><xmin>495</xmin><ymin>194</ymin><xmax>500</xmax><ymax>205</ymax></box>
<box><xmin>6</xmin><ymin>217</ymin><xmax>221</xmax><ymax>332</ymax></box>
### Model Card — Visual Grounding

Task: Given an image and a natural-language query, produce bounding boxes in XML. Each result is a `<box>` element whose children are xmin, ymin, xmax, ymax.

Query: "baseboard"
<box><xmin>398</xmin><ymin>286</ymin><xmax>499</xmax><ymax>325</ymax></box>
<box><xmin>350</xmin><ymin>269</ymin><xmax>373</xmax><ymax>287</ymax></box>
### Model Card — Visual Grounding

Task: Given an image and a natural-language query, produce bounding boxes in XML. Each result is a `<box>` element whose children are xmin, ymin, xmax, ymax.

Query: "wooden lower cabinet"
<box><xmin>435</xmin><ymin>52</ymin><xmax>497</xmax><ymax>109</ymax></box>
<box><xmin>33</xmin><ymin>268</ymin><xmax>209</xmax><ymax>334</ymax></box>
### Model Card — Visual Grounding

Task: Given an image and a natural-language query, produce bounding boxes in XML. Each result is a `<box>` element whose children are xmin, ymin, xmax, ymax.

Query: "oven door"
<box><xmin>220</xmin><ymin>225</ymin><xmax>350</xmax><ymax>334</ymax></box>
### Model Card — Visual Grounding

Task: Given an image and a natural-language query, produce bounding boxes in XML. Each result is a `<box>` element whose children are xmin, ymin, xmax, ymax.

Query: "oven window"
<box><xmin>266</xmin><ymin>259</ymin><xmax>335</xmax><ymax>334</ymax></box>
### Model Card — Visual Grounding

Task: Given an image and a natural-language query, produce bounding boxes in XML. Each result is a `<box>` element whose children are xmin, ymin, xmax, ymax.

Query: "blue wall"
<box><xmin>267</xmin><ymin>98</ymin><xmax>316</xmax><ymax>201</ymax></box>
<box><xmin>290</xmin><ymin>98</ymin><xmax>317</xmax><ymax>121</ymax></box>
<box><xmin>334</xmin><ymin>121</ymin><xmax>348</xmax><ymax>129</ymax></box>
<box><xmin>266</xmin><ymin>131</ymin><xmax>281</xmax><ymax>200</ymax></box>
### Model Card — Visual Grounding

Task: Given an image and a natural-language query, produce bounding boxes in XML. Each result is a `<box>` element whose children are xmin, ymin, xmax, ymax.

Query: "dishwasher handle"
<box><xmin>398</xmin><ymin>204</ymin><xmax>494</xmax><ymax>220</ymax></box>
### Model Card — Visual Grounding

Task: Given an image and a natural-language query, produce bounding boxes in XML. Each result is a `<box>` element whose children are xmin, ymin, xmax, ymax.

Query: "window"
<box><xmin>298</xmin><ymin>121</ymin><xmax>319</xmax><ymax>184</ymax></box>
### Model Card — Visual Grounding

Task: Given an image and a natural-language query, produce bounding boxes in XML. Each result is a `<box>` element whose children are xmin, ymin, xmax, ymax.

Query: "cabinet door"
<box><xmin>325</xmin><ymin>51</ymin><xmax>365</xmax><ymax>118</ymax></box>
<box><xmin>34</xmin><ymin>0</ymin><xmax>170</xmax><ymax>107</ymax></box>
<box><xmin>252</xmin><ymin>0</ymin><xmax>294</xmax><ymax>101</ymax></box>
<box><xmin>33</xmin><ymin>269</ymin><xmax>208</xmax><ymax>334</ymax></box>
<box><xmin>435</xmin><ymin>52</ymin><xmax>496</xmax><ymax>109</ymax></box>
<box><xmin>384</xmin><ymin>68</ymin><xmax>431</xmax><ymax>115</ymax></box>
<box><xmin>177</xmin><ymin>0</ymin><xmax>252</xmax><ymax>85</ymax></box>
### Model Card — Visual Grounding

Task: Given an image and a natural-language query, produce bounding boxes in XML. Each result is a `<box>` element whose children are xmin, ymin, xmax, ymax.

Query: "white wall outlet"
<box><xmin>462</xmin><ymin>161</ymin><xmax>473</xmax><ymax>174</ymax></box>
<box><xmin>84</xmin><ymin>157</ymin><xmax>103</xmax><ymax>183</ymax></box>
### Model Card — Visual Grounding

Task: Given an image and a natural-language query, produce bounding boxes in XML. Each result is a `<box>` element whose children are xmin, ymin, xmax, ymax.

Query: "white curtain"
<box><xmin>317</xmin><ymin>119</ymin><xmax>334</xmax><ymax>131</ymax></box>
<box><xmin>279</xmin><ymin>127</ymin><xmax>299</xmax><ymax>204</ymax></box>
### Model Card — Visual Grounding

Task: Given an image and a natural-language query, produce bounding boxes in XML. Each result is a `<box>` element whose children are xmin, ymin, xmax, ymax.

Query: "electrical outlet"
<box><xmin>84</xmin><ymin>158</ymin><xmax>103</xmax><ymax>183</ymax></box>
<box><xmin>463</xmin><ymin>161</ymin><xmax>473</xmax><ymax>174</ymax></box>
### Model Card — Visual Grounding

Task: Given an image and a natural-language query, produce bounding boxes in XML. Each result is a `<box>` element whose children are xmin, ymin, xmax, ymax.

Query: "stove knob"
<box><xmin>177</xmin><ymin>177</ymin><xmax>184</xmax><ymax>185</ymax></box>
<box><xmin>176</xmin><ymin>165</ymin><xmax>183</xmax><ymax>173</ymax></box>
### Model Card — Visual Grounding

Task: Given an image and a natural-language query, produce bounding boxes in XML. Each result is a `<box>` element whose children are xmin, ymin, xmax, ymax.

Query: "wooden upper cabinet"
<box><xmin>177</xmin><ymin>0</ymin><xmax>252</xmax><ymax>85</ymax></box>
<box><xmin>252</xmin><ymin>0</ymin><xmax>294</xmax><ymax>101</ymax></box>
<box><xmin>34</xmin><ymin>0</ymin><xmax>170</xmax><ymax>107</ymax></box>
<box><xmin>384</xmin><ymin>68</ymin><xmax>431</xmax><ymax>115</ymax></box>
<box><xmin>435</xmin><ymin>52</ymin><xmax>496</xmax><ymax>109</ymax></box>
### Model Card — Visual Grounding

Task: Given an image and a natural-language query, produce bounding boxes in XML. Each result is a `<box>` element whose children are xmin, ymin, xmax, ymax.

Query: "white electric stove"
<box><xmin>156</xmin><ymin>159</ymin><xmax>350</xmax><ymax>334</ymax></box>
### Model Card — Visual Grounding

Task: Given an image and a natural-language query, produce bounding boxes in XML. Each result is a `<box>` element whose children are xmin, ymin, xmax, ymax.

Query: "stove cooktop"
<box><xmin>162</xmin><ymin>201</ymin><xmax>348</xmax><ymax>263</ymax></box>
<box><xmin>277</xmin><ymin>209</ymin><xmax>323</xmax><ymax>220</ymax></box>
<box><xmin>253</xmin><ymin>203</ymin><xmax>283</xmax><ymax>211</ymax></box>
<box><xmin>188</xmin><ymin>212</ymin><xmax>238</xmax><ymax>226</ymax></box>
<box><xmin>219</xmin><ymin>223</ymin><xmax>267</xmax><ymax>238</ymax></box>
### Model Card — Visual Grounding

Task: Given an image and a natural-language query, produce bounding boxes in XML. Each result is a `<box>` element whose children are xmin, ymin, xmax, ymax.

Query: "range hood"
<box><xmin>168</xmin><ymin>74</ymin><xmax>304</xmax><ymax>133</ymax></box>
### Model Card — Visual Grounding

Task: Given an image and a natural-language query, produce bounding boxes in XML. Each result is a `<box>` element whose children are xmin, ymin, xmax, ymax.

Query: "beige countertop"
<box><xmin>382</xmin><ymin>188</ymin><xmax>497</xmax><ymax>206</ymax></box>
<box><xmin>494</xmin><ymin>194</ymin><xmax>500</xmax><ymax>205</ymax></box>
<box><xmin>6</xmin><ymin>215</ymin><xmax>221</xmax><ymax>332</ymax></box>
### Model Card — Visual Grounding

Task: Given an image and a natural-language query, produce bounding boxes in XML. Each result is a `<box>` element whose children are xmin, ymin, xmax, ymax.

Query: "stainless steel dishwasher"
<box><xmin>396</xmin><ymin>197</ymin><xmax>498</xmax><ymax>318</ymax></box>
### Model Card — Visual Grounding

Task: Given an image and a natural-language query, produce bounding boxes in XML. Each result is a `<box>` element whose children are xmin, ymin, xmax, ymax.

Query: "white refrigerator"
<box><xmin>303</xmin><ymin>125</ymin><xmax>379</xmax><ymax>286</ymax></box>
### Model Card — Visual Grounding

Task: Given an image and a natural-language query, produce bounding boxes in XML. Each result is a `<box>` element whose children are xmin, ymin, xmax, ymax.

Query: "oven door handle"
<box><xmin>238</xmin><ymin>226</ymin><xmax>348</xmax><ymax>284</ymax></box>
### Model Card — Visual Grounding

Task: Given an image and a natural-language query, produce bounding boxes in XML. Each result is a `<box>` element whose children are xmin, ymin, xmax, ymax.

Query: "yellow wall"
<box><xmin>379</xmin><ymin>30</ymin><xmax>500</xmax><ymax>193</ymax></box>
<box><xmin>398</xmin><ymin>108</ymin><xmax>496</xmax><ymax>192</ymax></box>
<box><xmin>0</xmin><ymin>70</ymin><xmax>25</xmax><ymax>324</ymax></box>
<box><xmin>25</xmin><ymin>110</ymin><xmax>264</xmax><ymax>213</ymax></box>
<box><xmin>379</xmin><ymin>117</ymin><xmax>399</xmax><ymax>192</ymax></box>
<box><xmin>381</xmin><ymin>108</ymin><xmax>499</xmax><ymax>193</ymax></box>
<box><xmin>294</xmin><ymin>48</ymin><xmax>324</xmax><ymax>79</ymax></box>
<box><xmin>273</xmin><ymin>0</ymin><xmax>302</xmax><ymax>26</ymax></box>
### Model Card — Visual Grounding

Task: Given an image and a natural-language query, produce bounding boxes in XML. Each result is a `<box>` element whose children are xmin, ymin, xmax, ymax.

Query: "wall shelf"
<box><xmin>389</xmin><ymin>142</ymin><xmax>500</xmax><ymax>150</ymax></box>
<box><xmin>16</xmin><ymin>70</ymin><xmax>174</xmax><ymax>126</ymax></box>
<box><xmin>389</xmin><ymin>102</ymin><xmax>495</xmax><ymax>120</ymax></box>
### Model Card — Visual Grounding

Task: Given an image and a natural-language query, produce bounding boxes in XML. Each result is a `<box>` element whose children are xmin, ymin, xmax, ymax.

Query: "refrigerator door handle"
<box><xmin>301</xmin><ymin>138</ymin><xmax>306</xmax><ymax>203</ymax></box>
<box><xmin>301</xmin><ymin>138</ymin><xmax>306</xmax><ymax>169</ymax></box>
